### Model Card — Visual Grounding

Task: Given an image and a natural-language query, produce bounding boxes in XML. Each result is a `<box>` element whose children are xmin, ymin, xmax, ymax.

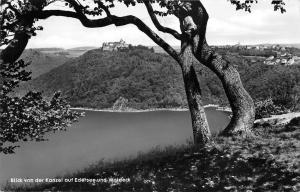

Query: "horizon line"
<box><xmin>26</xmin><ymin>42</ymin><xmax>300</xmax><ymax>50</ymax></box>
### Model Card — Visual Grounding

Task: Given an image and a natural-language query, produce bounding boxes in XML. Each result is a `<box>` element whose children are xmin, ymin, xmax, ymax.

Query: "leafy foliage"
<box><xmin>254</xmin><ymin>98</ymin><xmax>286</xmax><ymax>119</ymax></box>
<box><xmin>229</xmin><ymin>0</ymin><xmax>286</xmax><ymax>13</ymax></box>
<box><xmin>0</xmin><ymin>58</ymin><xmax>82</xmax><ymax>154</ymax></box>
<box><xmin>243</xmin><ymin>64</ymin><xmax>300</xmax><ymax>111</ymax></box>
<box><xmin>0</xmin><ymin>0</ymin><xmax>48</xmax><ymax>46</ymax></box>
<box><xmin>0</xmin><ymin>5</ymin><xmax>82</xmax><ymax>153</ymax></box>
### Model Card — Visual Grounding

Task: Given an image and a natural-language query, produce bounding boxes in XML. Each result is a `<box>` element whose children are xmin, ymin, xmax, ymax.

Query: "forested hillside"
<box><xmin>17</xmin><ymin>46</ymin><xmax>300</xmax><ymax>110</ymax></box>
<box><xmin>20</xmin><ymin>49</ymin><xmax>70</xmax><ymax>78</ymax></box>
<box><xmin>18</xmin><ymin>47</ymin><xmax>188</xmax><ymax>109</ymax></box>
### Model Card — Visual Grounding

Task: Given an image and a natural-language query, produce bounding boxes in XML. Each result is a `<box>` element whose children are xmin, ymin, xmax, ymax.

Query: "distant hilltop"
<box><xmin>19</xmin><ymin>43</ymin><xmax>300</xmax><ymax>57</ymax></box>
<box><xmin>102</xmin><ymin>39</ymin><xmax>129</xmax><ymax>51</ymax></box>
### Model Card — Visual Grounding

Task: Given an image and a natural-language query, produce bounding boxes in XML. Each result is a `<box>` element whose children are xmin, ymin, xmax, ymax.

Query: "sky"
<box><xmin>27</xmin><ymin>0</ymin><xmax>300</xmax><ymax>48</ymax></box>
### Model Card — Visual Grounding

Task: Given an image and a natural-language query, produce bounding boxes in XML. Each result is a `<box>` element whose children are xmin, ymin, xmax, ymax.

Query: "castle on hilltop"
<box><xmin>102</xmin><ymin>39</ymin><xmax>129</xmax><ymax>51</ymax></box>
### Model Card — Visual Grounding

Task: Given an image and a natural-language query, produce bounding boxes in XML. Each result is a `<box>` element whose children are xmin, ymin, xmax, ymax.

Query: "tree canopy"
<box><xmin>0</xmin><ymin>1</ymin><xmax>83</xmax><ymax>153</ymax></box>
<box><xmin>0</xmin><ymin>0</ymin><xmax>289</xmax><ymax>146</ymax></box>
<box><xmin>0</xmin><ymin>0</ymin><xmax>287</xmax><ymax>58</ymax></box>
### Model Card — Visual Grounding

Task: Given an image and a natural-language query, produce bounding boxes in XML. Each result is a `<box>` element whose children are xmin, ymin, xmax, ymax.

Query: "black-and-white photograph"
<box><xmin>1</xmin><ymin>0</ymin><xmax>300</xmax><ymax>191</ymax></box>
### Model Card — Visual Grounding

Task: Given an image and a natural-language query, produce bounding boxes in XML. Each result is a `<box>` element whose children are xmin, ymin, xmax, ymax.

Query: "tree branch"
<box><xmin>0</xmin><ymin>18</ymin><xmax>34</xmax><ymax>64</ymax></box>
<box><xmin>64</xmin><ymin>0</ymin><xmax>84</xmax><ymax>14</ymax></box>
<box><xmin>96</xmin><ymin>1</ymin><xmax>111</xmax><ymax>17</ymax></box>
<box><xmin>143</xmin><ymin>0</ymin><xmax>182</xmax><ymax>40</ymax></box>
<box><xmin>32</xmin><ymin>9</ymin><xmax>181</xmax><ymax>63</ymax></box>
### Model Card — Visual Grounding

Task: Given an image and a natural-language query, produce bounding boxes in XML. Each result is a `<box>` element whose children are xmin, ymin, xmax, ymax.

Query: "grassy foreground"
<box><xmin>4</xmin><ymin>119</ymin><xmax>300</xmax><ymax>192</ymax></box>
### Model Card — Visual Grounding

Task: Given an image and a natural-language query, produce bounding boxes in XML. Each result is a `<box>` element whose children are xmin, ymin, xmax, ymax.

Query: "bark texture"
<box><xmin>194</xmin><ymin>41</ymin><xmax>255</xmax><ymax>136</ymax></box>
<box><xmin>179</xmin><ymin>0</ymin><xmax>255</xmax><ymax>136</ymax></box>
<box><xmin>180</xmin><ymin>43</ymin><xmax>211</xmax><ymax>144</ymax></box>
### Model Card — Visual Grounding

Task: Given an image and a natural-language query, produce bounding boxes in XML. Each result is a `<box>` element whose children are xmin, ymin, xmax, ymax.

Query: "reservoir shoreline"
<box><xmin>70</xmin><ymin>104</ymin><xmax>232</xmax><ymax>113</ymax></box>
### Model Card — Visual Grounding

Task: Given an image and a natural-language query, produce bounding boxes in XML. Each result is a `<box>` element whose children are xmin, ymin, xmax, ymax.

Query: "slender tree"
<box><xmin>0</xmin><ymin>0</ymin><xmax>287</xmax><ymax>144</ymax></box>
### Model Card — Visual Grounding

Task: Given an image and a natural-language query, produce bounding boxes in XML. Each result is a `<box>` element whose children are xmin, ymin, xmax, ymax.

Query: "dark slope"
<box><xmin>20</xmin><ymin>47</ymin><xmax>300</xmax><ymax>110</ymax></box>
<box><xmin>24</xmin><ymin>47</ymin><xmax>189</xmax><ymax>109</ymax></box>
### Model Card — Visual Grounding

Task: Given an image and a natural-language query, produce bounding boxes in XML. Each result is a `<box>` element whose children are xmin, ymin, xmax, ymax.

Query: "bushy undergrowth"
<box><xmin>4</xmin><ymin>123</ymin><xmax>299</xmax><ymax>192</ymax></box>
<box><xmin>255</xmin><ymin>98</ymin><xmax>287</xmax><ymax>119</ymax></box>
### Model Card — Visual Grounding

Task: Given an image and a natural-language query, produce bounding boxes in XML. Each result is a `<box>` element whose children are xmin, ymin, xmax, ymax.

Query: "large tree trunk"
<box><xmin>0</xmin><ymin>32</ymin><xmax>30</xmax><ymax>63</ymax></box>
<box><xmin>179</xmin><ymin>1</ymin><xmax>255</xmax><ymax>136</ymax></box>
<box><xmin>193</xmin><ymin>40</ymin><xmax>255</xmax><ymax>136</ymax></box>
<box><xmin>180</xmin><ymin>43</ymin><xmax>211</xmax><ymax>144</ymax></box>
<box><xmin>0</xmin><ymin>18</ymin><xmax>33</xmax><ymax>63</ymax></box>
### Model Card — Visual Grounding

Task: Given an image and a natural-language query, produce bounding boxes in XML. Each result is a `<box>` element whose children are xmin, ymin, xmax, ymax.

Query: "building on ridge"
<box><xmin>102</xmin><ymin>39</ymin><xmax>129</xmax><ymax>51</ymax></box>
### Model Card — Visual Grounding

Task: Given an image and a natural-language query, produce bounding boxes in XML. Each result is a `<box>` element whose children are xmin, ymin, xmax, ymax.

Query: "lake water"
<box><xmin>0</xmin><ymin>108</ymin><xmax>230</xmax><ymax>185</ymax></box>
